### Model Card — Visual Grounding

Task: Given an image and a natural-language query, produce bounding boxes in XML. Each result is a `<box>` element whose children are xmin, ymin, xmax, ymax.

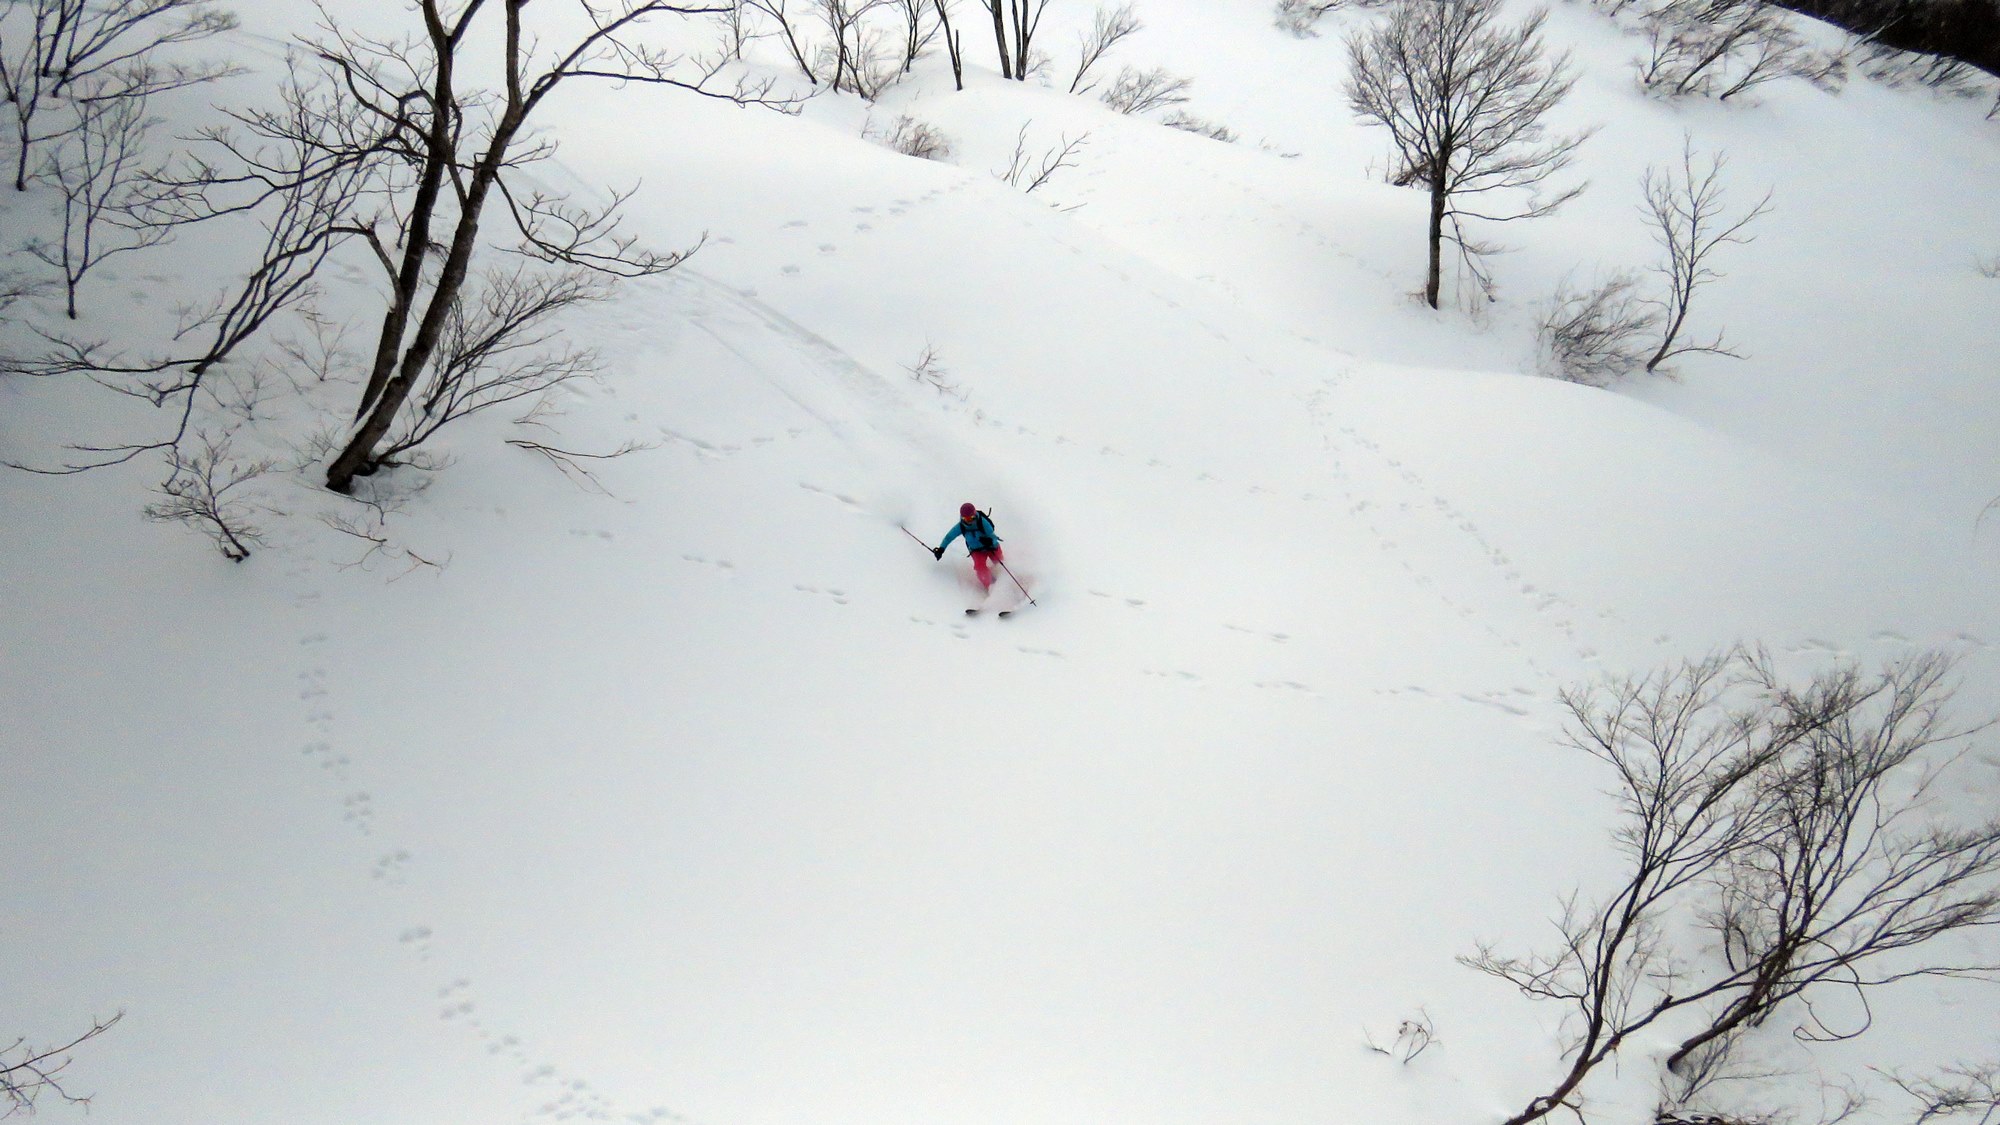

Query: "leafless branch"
<box><xmin>1</xmin><ymin>1013</ymin><xmax>122</xmax><ymax>1116</ymax></box>
<box><xmin>1640</xmin><ymin>137</ymin><xmax>1772</xmax><ymax>373</ymax></box>
<box><xmin>994</xmin><ymin>121</ymin><xmax>1087</xmax><ymax>194</ymax></box>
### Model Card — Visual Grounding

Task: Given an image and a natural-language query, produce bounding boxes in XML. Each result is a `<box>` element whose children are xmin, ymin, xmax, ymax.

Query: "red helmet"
<box><xmin>960</xmin><ymin>502</ymin><xmax>977</xmax><ymax>519</ymax></box>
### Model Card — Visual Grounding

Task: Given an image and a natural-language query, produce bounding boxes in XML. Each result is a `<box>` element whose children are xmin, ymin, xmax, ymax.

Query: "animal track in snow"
<box><xmin>342</xmin><ymin>791</ymin><xmax>375</xmax><ymax>835</ymax></box>
<box><xmin>1460</xmin><ymin>692</ymin><xmax>1532</xmax><ymax>717</ymax></box>
<box><xmin>680</xmin><ymin>554</ymin><xmax>737</xmax><ymax>575</ymax></box>
<box><xmin>798</xmin><ymin>481</ymin><xmax>865</xmax><ymax>511</ymax></box>
<box><xmin>658</xmin><ymin>428</ymin><xmax>740</xmax><ymax>460</ymax></box>
<box><xmin>1254</xmin><ymin>679</ymin><xmax>1315</xmax><ymax>695</ymax></box>
<box><xmin>373</xmin><ymin>850</ymin><xmax>414</xmax><ymax>885</ymax></box>
<box><xmin>794</xmin><ymin>584</ymin><xmax>850</xmax><ymax>606</ymax></box>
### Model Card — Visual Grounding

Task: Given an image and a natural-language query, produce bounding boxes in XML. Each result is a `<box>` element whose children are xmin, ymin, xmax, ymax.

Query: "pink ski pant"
<box><xmin>971</xmin><ymin>548</ymin><xmax>1004</xmax><ymax>589</ymax></box>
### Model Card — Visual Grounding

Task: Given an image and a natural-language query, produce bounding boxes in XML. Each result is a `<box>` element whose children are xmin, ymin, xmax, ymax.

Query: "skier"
<box><xmin>932</xmin><ymin>502</ymin><xmax>1004</xmax><ymax>592</ymax></box>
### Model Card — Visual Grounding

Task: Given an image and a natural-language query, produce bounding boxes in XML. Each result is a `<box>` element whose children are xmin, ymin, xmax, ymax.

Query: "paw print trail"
<box><xmin>281</xmin><ymin>549</ymin><xmax>698</xmax><ymax>1125</ymax></box>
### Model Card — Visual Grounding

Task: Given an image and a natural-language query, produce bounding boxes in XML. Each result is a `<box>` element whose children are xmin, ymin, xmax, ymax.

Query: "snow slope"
<box><xmin>4</xmin><ymin>2</ymin><xmax>1999</xmax><ymax>1124</ymax></box>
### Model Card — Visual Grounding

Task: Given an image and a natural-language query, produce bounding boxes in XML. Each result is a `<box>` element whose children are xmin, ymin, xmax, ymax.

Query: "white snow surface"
<box><xmin>4</xmin><ymin>1</ymin><xmax>2000</xmax><ymax>1123</ymax></box>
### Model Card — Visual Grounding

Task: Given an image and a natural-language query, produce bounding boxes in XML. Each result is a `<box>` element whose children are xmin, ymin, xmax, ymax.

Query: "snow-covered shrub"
<box><xmin>1101</xmin><ymin>65</ymin><xmax>1193</xmax><ymax>114</ymax></box>
<box><xmin>1535</xmin><ymin>272</ymin><xmax>1659</xmax><ymax>386</ymax></box>
<box><xmin>1162</xmin><ymin>111</ymin><xmax>1238</xmax><ymax>142</ymax></box>
<box><xmin>883</xmin><ymin>115</ymin><xmax>955</xmax><ymax>161</ymax></box>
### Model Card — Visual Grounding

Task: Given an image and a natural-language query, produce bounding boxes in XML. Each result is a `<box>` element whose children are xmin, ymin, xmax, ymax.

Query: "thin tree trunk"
<box><xmin>986</xmin><ymin>0</ymin><xmax>1011</xmax><ymax>78</ymax></box>
<box><xmin>326</xmin><ymin>165</ymin><xmax>496</xmax><ymax>491</ymax></box>
<box><xmin>1425</xmin><ymin>175</ymin><xmax>1447</xmax><ymax>309</ymax></box>
<box><xmin>1644</xmin><ymin>291</ymin><xmax>1690</xmax><ymax>371</ymax></box>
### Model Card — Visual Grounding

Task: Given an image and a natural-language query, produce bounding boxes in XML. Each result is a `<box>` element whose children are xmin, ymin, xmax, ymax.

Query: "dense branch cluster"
<box><xmin>1468</xmin><ymin>649</ymin><xmax>2000</xmax><ymax>1125</ymax></box>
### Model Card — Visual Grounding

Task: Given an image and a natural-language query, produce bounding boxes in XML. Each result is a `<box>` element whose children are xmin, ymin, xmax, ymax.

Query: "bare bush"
<box><xmin>1364</xmin><ymin>1009</ymin><xmax>1440</xmax><ymax>1063</ymax></box>
<box><xmin>882</xmin><ymin>114</ymin><xmax>954</xmax><ymax>159</ymax></box>
<box><xmin>1640</xmin><ymin>139</ymin><xmax>1772</xmax><ymax>373</ymax></box>
<box><xmin>1346</xmin><ymin>0</ymin><xmax>1589</xmax><ymax>308</ymax></box>
<box><xmin>1068</xmin><ymin>2</ymin><xmax>1140</xmax><ymax>93</ymax></box>
<box><xmin>1276</xmin><ymin>0</ymin><xmax>1344</xmax><ymax>36</ymax></box>
<box><xmin>1161</xmin><ymin>110</ymin><xmax>1236</xmax><ymax>141</ymax></box>
<box><xmin>2</xmin><ymin>1014</ymin><xmax>121</xmax><ymax>1117</ymax></box>
<box><xmin>994</xmin><ymin>121</ymin><xmax>1087</xmax><ymax>193</ymax></box>
<box><xmin>1100</xmin><ymin>64</ymin><xmax>1192</xmax><ymax>113</ymax></box>
<box><xmin>904</xmin><ymin>342</ymin><xmax>964</xmax><ymax>398</ymax></box>
<box><xmin>1637</xmin><ymin>0</ymin><xmax>1817</xmax><ymax>100</ymax></box>
<box><xmin>1887</xmin><ymin>1062</ymin><xmax>2000</xmax><ymax>1125</ymax></box>
<box><xmin>141</xmin><ymin>428</ymin><xmax>273</xmax><ymax>561</ymax></box>
<box><xmin>1536</xmin><ymin>271</ymin><xmax>1660</xmax><ymax>386</ymax></box>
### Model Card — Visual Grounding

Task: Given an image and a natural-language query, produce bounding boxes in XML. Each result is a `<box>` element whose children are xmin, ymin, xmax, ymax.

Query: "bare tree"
<box><xmin>1067</xmin><ymin>2</ymin><xmax>1139</xmax><ymax>93</ymax></box>
<box><xmin>1471</xmin><ymin>649</ymin><xmax>2000</xmax><ymax>1125</ymax></box>
<box><xmin>1345</xmin><ymin>0</ymin><xmax>1589</xmax><ymax>308</ymax></box>
<box><xmin>812</xmin><ymin>0</ymin><xmax>898</xmax><ymax>95</ymax></box>
<box><xmin>978</xmin><ymin>0</ymin><xmax>1049</xmax><ymax>80</ymax></box>
<box><xmin>368</xmin><ymin>264</ymin><xmax>613</xmax><ymax>469</ymax></box>
<box><xmin>932</xmin><ymin>0</ymin><xmax>964</xmax><ymax>87</ymax></box>
<box><xmin>1640</xmin><ymin>139</ymin><xmax>1772</xmax><ymax>373</ymax></box>
<box><xmin>0</xmin><ymin>0</ymin><xmax>236</xmax><ymax>191</ymax></box>
<box><xmin>891</xmin><ymin>0</ymin><xmax>940</xmax><ymax>71</ymax></box>
<box><xmin>1464</xmin><ymin>651</ymin><xmax>1809</xmax><ymax>1125</ymax></box>
<box><xmin>26</xmin><ymin>84</ymin><xmax>168</xmax><ymax>317</ymax></box>
<box><xmin>134</xmin><ymin>1</ymin><xmax>787</xmax><ymax>495</ymax></box>
<box><xmin>745</xmin><ymin>0</ymin><xmax>820</xmax><ymax>81</ymax></box>
<box><xmin>2</xmin><ymin>1014</ymin><xmax>121</xmax><ymax>1117</ymax></box>
<box><xmin>1666</xmin><ymin>651</ymin><xmax>2000</xmax><ymax>1074</ymax></box>
<box><xmin>10</xmin><ymin>110</ymin><xmax>373</xmax><ymax>474</ymax></box>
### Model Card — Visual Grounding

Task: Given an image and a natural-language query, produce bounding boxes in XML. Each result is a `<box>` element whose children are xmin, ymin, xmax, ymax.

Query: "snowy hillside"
<box><xmin>4</xmin><ymin>1</ymin><xmax>1999</xmax><ymax>1124</ymax></box>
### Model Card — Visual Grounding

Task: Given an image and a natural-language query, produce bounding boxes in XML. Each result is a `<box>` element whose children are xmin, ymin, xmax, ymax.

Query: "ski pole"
<box><xmin>998</xmin><ymin>559</ymin><xmax>1037</xmax><ymax>606</ymax></box>
<box><xmin>899</xmin><ymin>526</ymin><xmax>935</xmax><ymax>554</ymax></box>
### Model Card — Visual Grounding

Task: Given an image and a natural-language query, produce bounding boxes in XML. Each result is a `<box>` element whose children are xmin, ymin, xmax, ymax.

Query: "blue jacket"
<box><xmin>939</xmin><ymin>513</ymin><xmax>1000</xmax><ymax>554</ymax></box>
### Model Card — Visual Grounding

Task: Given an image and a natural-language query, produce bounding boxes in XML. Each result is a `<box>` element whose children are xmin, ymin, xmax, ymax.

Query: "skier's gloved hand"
<box><xmin>931</xmin><ymin>547</ymin><xmax>943</xmax><ymax>560</ymax></box>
